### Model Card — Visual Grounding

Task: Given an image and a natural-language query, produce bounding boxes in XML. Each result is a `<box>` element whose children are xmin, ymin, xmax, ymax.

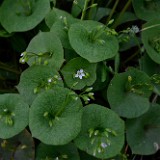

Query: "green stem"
<box><xmin>81</xmin><ymin>0</ymin><xmax>90</xmax><ymax>20</ymax></box>
<box><xmin>106</xmin><ymin>0</ymin><xmax>119</xmax><ymax>25</ymax></box>
<box><xmin>124</xmin><ymin>49</ymin><xmax>140</xmax><ymax>64</ymax></box>
<box><xmin>106</xmin><ymin>0</ymin><xmax>114</xmax><ymax>7</ymax></box>
<box><xmin>88</xmin><ymin>0</ymin><xmax>95</xmax><ymax>19</ymax></box>
<box><xmin>55</xmin><ymin>94</ymin><xmax>71</xmax><ymax>117</ymax></box>
<box><xmin>0</xmin><ymin>62</ymin><xmax>21</xmax><ymax>74</ymax></box>
<box><xmin>141</xmin><ymin>24</ymin><xmax>160</xmax><ymax>32</ymax></box>
<box><xmin>112</xmin><ymin>0</ymin><xmax>132</xmax><ymax>28</ymax></box>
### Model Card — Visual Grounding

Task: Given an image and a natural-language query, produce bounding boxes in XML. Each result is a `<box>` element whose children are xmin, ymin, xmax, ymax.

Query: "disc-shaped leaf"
<box><xmin>107</xmin><ymin>68</ymin><xmax>152</xmax><ymax>118</ymax></box>
<box><xmin>47</xmin><ymin>8</ymin><xmax>79</xmax><ymax>49</ymax></box>
<box><xmin>29</xmin><ymin>87</ymin><xmax>83</xmax><ymax>145</ymax></box>
<box><xmin>68</xmin><ymin>20</ymin><xmax>119</xmax><ymax>62</ymax></box>
<box><xmin>45</xmin><ymin>7</ymin><xmax>78</xmax><ymax>29</ymax></box>
<box><xmin>0</xmin><ymin>94</ymin><xmax>29</xmax><ymax>139</ymax></box>
<box><xmin>61</xmin><ymin>57</ymin><xmax>97</xmax><ymax>90</ymax></box>
<box><xmin>36</xmin><ymin>142</ymin><xmax>80</xmax><ymax>160</ymax></box>
<box><xmin>0</xmin><ymin>129</ymin><xmax>35</xmax><ymax>160</ymax></box>
<box><xmin>26</xmin><ymin>31</ymin><xmax>64</xmax><ymax>69</ymax></box>
<box><xmin>17</xmin><ymin>65</ymin><xmax>63</xmax><ymax>105</ymax></box>
<box><xmin>132</xmin><ymin>0</ymin><xmax>160</xmax><ymax>21</ymax></box>
<box><xmin>0</xmin><ymin>0</ymin><xmax>50</xmax><ymax>32</ymax></box>
<box><xmin>74</xmin><ymin>104</ymin><xmax>125</xmax><ymax>159</ymax></box>
<box><xmin>142</xmin><ymin>20</ymin><xmax>160</xmax><ymax>64</ymax></box>
<box><xmin>126</xmin><ymin>103</ymin><xmax>160</xmax><ymax>155</ymax></box>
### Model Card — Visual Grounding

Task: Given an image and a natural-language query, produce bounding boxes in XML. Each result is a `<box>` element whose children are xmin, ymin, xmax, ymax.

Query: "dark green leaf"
<box><xmin>74</xmin><ymin>104</ymin><xmax>125</xmax><ymax>159</ymax></box>
<box><xmin>36</xmin><ymin>142</ymin><xmax>80</xmax><ymax>160</ymax></box>
<box><xmin>0</xmin><ymin>0</ymin><xmax>50</xmax><ymax>32</ymax></box>
<box><xmin>0</xmin><ymin>94</ymin><xmax>29</xmax><ymax>139</ymax></box>
<box><xmin>107</xmin><ymin>68</ymin><xmax>152</xmax><ymax>118</ymax></box>
<box><xmin>69</xmin><ymin>20</ymin><xmax>119</xmax><ymax>62</ymax></box>
<box><xmin>29</xmin><ymin>87</ymin><xmax>83</xmax><ymax>145</ymax></box>
<box><xmin>126</xmin><ymin>103</ymin><xmax>160</xmax><ymax>155</ymax></box>
<box><xmin>61</xmin><ymin>57</ymin><xmax>97</xmax><ymax>90</ymax></box>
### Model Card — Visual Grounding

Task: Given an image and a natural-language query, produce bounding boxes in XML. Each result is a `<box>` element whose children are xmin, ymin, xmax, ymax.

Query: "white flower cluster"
<box><xmin>130</xmin><ymin>25</ymin><xmax>140</xmax><ymax>34</ymax></box>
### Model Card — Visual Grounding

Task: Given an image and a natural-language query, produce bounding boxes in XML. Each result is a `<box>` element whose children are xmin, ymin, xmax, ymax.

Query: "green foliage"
<box><xmin>0</xmin><ymin>130</ymin><xmax>35</xmax><ymax>160</ymax></box>
<box><xmin>74</xmin><ymin>104</ymin><xmax>125</xmax><ymax>159</ymax></box>
<box><xmin>36</xmin><ymin>143</ymin><xmax>80</xmax><ymax>160</ymax></box>
<box><xmin>0</xmin><ymin>0</ymin><xmax>50</xmax><ymax>32</ymax></box>
<box><xmin>29</xmin><ymin>87</ymin><xmax>82</xmax><ymax>145</ymax></box>
<box><xmin>68</xmin><ymin>20</ymin><xmax>119</xmax><ymax>62</ymax></box>
<box><xmin>0</xmin><ymin>94</ymin><xmax>29</xmax><ymax>139</ymax></box>
<box><xmin>107</xmin><ymin>68</ymin><xmax>152</xmax><ymax>118</ymax></box>
<box><xmin>0</xmin><ymin>0</ymin><xmax>160</xmax><ymax>159</ymax></box>
<box><xmin>126</xmin><ymin>103</ymin><xmax>160</xmax><ymax>155</ymax></box>
<box><xmin>61</xmin><ymin>57</ymin><xmax>97</xmax><ymax>90</ymax></box>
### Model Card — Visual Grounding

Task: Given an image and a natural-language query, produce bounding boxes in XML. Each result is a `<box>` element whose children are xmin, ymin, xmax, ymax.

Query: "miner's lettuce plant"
<box><xmin>0</xmin><ymin>0</ymin><xmax>160</xmax><ymax>159</ymax></box>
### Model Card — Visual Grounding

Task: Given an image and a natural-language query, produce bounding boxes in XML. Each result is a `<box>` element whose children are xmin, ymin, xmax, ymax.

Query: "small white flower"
<box><xmin>55</xmin><ymin>157</ymin><xmax>59</xmax><ymax>160</ymax></box>
<box><xmin>20</xmin><ymin>53</ymin><xmax>24</xmax><ymax>57</ymax></box>
<box><xmin>48</xmin><ymin>78</ymin><xmax>52</xmax><ymax>83</ymax></box>
<box><xmin>21</xmin><ymin>59</ymin><xmax>25</xmax><ymax>63</ymax></box>
<box><xmin>153</xmin><ymin>142</ymin><xmax>159</xmax><ymax>151</ymax></box>
<box><xmin>3</xmin><ymin>108</ymin><xmax>8</xmax><ymax>112</ymax></box>
<box><xmin>59</xmin><ymin>16</ymin><xmax>63</xmax><ymax>19</ymax></box>
<box><xmin>130</xmin><ymin>25</ymin><xmax>140</xmax><ymax>34</ymax></box>
<box><xmin>73</xmin><ymin>0</ymin><xmax>78</xmax><ymax>5</ymax></box>
<box><xmin>75</xmin><ymin>69</ymin><xmax>85</xmax><ymax>79</ymax></box>
<box><xmin>101</xmin><ymin>142</ymin><xmax>108</xmax><ymax>149</ymax></box>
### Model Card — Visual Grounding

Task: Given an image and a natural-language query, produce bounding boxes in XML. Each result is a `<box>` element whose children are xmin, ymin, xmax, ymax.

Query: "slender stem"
<box><xmin>88</xmin><ymin>0</ymin><xmax>95</xmax><ymax>19</ymax></box>
<box><xmin>81</xmin><ymin>0</ymin><xmax>90</xmax><ymax>20</ymax></box>
<box><xmin>106</xmin><ymin>0</ymin><xmax>114</xmax><ymax>7</ymax></box>
<box><xmin>141</xmin><ymin>24</ymin><xmax>160</xmax><ymax>32</ymax></box>
<box><xmin>124</xmin><ymin>144</ymin><xmax>128</xmax><ymax>154</ymax></box>
<box><xmin>106</xmin><ymin>0</ymin><xmax>119</xmax><ymax>25</ymax></box>
<box><xmin>152</xmin><ymin>94</ymin><xmax>158</xmax><ymax>103</ymax></box>
<box><xmin>112</xmin><ymin>0</ymin><xmax>132</xmax><ymax>28</ymax></box>
<box><xmin>124</xmin><ymin>49</ymin><xmax>140</xmax><ymax>64</ymax></box>
<box><xmin>0</xmin><ymin>62</ymin><xmax>21</xmax><ymax>74</ymax></box>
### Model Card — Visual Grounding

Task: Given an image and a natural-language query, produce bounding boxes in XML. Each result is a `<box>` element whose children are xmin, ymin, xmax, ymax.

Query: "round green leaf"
<box><xmin>0</xmin><ymin>94</ymin><xmax>29</xmax><ymax>139</ymax></box>
<box><xmin>0</xmin><ymin>129</ymin><xmax>35</xmax><ymax>160</ymax></box>
<box><xmin>17</xmin><ymin>65</ymin><xmax>63</xmax><ymax>105</ymax></box>
<box><xmin>107</xmin><ymin>68</ymin><xmax>152</xmax><ymax>118</ymax></box>
<box><xmin>74</xmin><ymin>104</ymin><xmax>125</xmax><ymax>159</ymax></box>
<box><xmin>132</xmin><ymin>0</ymin><xmax>160</xmax><ymax>21</ymax></box>
<box><xmin>142</xmin><ymin>20</ymin><xmax>160</xmax><ymax>64</ymax></box>
<box><xmin>36</xmin><ymin>142</ymin><xmax>80</xmax><ymax>160</ymax></box>
<box><xmin>50</xmin><ymin>21</ymin><xmax>72</xmax><ymax>49</ymax></box>
<box><xmin>48</xmin><ymin>8</ymin><xmax>79</xmax><ymax>49</ymax></box>
<box><xmin>0</xmin><ymin>0</ymin><xmax>50</xmax><ymax>32</ymax></box>
<box><xmin>68</xmin><ymin>20</ymin><xmax>119</xmax><ymax>62</ymax></box>
<box><xmin>45</xmin><ymin>7</ymin><xmax>78</xmax><ymax>29</ymax></box>
<box><xmin>29</xmin><ymin>87</ymin><xmax>83</xmax><ymax>145</ymax></box>
<box><xmin>61</xmin><ymin>57</ymin><xmax>97</xmax><ymax>90</ymax></box>
<box><xmin>126</xmin><ymin>103</ymin><xmax>160</xmax><ymax>155</ymax></box>
<box><xmin>26</xmin><ymin>31</ymin><xmax>64</xmax><ymax>69</ymax></box>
